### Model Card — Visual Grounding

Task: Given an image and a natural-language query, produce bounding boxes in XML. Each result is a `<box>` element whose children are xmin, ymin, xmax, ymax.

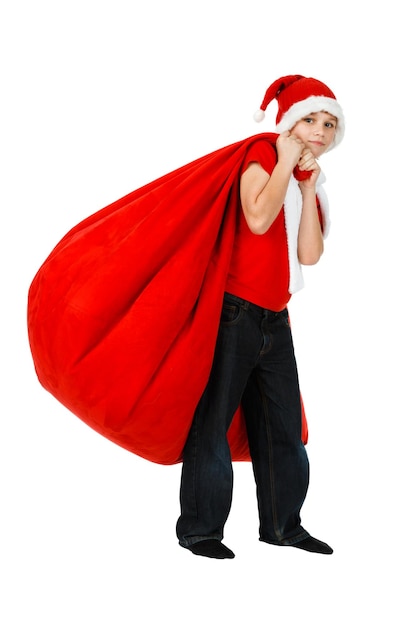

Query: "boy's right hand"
<box><xmin>276</xmin><ymin>131</ymin><xmax>305</xmax><ymax>171</ymax></box>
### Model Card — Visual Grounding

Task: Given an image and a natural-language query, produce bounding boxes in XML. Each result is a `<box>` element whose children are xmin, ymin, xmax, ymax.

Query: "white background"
<box><xmin>1</xmin><ymin>1</ymin><xmax>416</xmax><ymax>624</ymax></box>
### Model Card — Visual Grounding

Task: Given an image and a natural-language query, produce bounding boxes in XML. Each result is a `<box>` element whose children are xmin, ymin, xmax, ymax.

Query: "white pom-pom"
<box><xmin>253</xmin><ymin>109</ymin><xmax>265</xmax><ymax>123</ymax></box>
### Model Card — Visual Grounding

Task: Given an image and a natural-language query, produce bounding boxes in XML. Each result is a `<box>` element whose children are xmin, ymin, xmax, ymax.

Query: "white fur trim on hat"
<box><xmin>276</xmin><ymin>95</ymin><xmax>345</xmax><ymax>150</ymax></box>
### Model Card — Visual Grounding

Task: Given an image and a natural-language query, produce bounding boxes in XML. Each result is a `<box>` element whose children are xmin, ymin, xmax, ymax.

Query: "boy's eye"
<box><xmin>303</xmin><ymin>117</ymin><xmax>313</xmax><ymax>123</ymax></box>
<box><xmin>325</xmin><ymin>122</ymin><xmax>335</xmax><ymax>128</ymax></box>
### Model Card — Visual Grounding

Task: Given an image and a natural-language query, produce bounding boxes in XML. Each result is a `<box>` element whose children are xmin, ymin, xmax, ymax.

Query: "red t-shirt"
<box><xmin>225</xmin><ymin>139</ymin><xmax>291</xmax><ymax>312</ymax></box>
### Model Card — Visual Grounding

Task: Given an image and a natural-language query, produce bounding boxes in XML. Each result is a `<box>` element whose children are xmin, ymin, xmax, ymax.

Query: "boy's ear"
<box><xmin>293</xmin><ymin>165</ymin><xmax>313</xmax><ymax>181</ymax></box>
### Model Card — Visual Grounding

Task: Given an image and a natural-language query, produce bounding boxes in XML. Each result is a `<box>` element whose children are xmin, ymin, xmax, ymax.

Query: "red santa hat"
<box><xmin>254</xmin><ymin>74</ymin><xmax>345</xmax><ymax>150</ymax></box>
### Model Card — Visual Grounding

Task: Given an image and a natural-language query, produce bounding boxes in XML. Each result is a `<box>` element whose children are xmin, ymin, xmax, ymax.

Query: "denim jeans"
<box><xmin>176</xmin><ymin>293</ymin><xmax>310</xmax><ymax>547</ymax></box>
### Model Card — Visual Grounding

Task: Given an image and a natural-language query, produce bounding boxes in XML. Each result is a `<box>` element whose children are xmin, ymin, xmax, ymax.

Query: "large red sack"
<box><xmin>27</xmin><ymin>133</ymin><xmax>308</xmax><ymax>465</ymax></box>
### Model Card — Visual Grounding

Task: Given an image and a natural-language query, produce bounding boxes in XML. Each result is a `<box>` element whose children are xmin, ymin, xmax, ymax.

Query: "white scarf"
<box><xmin>284</xmin><ymin>170</ymin><xmax>330</xmax><ymax>294</ymax></box>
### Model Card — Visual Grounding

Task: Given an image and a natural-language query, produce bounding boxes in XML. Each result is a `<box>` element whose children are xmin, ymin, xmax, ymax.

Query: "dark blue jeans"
<box><xmin>176</xmin><ymin>293</ymin><xmax>310</xmax><ymax>547</ymax></box>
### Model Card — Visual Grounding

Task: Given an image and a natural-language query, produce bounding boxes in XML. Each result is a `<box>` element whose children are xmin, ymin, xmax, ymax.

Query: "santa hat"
<box><xmin>254</xmin><ymin>75</ymin><xmax>344</xmax><ymax>150</ymax></box>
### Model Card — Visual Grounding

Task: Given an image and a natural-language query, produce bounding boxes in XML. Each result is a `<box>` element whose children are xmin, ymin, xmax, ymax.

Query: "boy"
<box><xmin>176</xmin><ymin>75</ymin><xmax>344</xmax><ymax>559</ymax></box>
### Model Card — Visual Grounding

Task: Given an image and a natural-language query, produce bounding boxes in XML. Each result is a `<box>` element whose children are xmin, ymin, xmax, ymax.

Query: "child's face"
<box><xmin>290</xmin><ymin>111</ymin><xmax>337</xmax><ymax>157</ymax></box>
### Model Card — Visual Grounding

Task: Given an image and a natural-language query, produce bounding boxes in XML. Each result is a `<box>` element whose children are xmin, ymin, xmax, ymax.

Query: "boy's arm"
<box><xmin>240</xmin><ymin>135</ymin><xmax>324</xmax><ymax>265</ymax></box>
<box><xmin>240</xmin><ymin>132</ymin><xmax>304</xmax><ymax>235</ymax></box>
<box><xmin>297</xmin><ymin>149</ymin><xmax>324</xmax><ymax>265</ymax></box>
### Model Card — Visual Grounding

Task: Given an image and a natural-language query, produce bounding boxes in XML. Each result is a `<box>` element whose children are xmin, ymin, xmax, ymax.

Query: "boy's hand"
<box><xmin>297</xmin><ymin>148</ymin><xmax>321</xmax><ymax>188</ymax></box>
<box><xmin>276</xmin><ymin>131</ymin><xmax>305</xmax><ymax>171</ymax></box>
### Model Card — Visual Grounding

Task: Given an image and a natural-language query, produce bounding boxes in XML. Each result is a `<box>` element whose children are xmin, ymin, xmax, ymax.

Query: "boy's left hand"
<box><xmin>297</xmin><ymin>148</ymin><xmax>320</xmax><ymax>188</ymax></box>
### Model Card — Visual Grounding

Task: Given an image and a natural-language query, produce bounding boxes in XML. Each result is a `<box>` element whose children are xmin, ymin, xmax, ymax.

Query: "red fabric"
<box><xmin>226</xmin><ymin>139</ymin><xmax>291</xmax><ymax>312</ymax></box>
<box><xmin>27</xmin><ymin>132</ymin><xmax>308</xmax><ymax>465</ymax></box>
<box><xmin>293</xmin><ymin>164</ymin><xmax>313</xmax><ymax>181</ymax></box>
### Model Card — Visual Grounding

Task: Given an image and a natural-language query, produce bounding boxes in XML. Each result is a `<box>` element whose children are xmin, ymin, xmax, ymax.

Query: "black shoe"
<box><xmin>292</xmin><ymin>536</ymin><xmax>333</xmax><ymax>554</ymax></box>
<box><xmin>186</xmin><ymin>539</ymin><xmax>235</xmax><ymax>559</ymax></box>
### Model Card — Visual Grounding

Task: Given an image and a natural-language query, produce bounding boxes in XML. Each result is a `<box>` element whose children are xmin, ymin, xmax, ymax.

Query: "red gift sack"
<box><xmin>27</xmin><ymin>133</ymin><xmax>308</xmax><ymax>465</ymax></box>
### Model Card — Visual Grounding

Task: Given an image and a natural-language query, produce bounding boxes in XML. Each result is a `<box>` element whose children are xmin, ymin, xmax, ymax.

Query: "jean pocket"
<box><xmin>220</xmin><ymin>302</ymin><xmax>243</xmax><ymax>326</ymax></box>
